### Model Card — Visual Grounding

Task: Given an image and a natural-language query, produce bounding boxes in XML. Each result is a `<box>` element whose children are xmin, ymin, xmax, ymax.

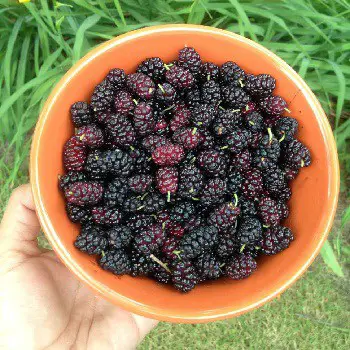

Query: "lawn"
<box><xmin>0</xmin><ymin>1</ymin><xmax>349</xmax><ymax>349</ymax></box>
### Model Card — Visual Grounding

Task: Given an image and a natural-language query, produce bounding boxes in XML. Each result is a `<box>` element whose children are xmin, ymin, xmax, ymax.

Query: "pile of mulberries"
<box><xmin>60</xmin><ymin>47</ymin><xmax>311</xmax><ymax>292</ymax></box>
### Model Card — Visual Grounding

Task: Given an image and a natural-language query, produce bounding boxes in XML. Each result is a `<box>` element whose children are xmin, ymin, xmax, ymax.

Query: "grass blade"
<box><xmin>228</xmin><ymin>0</ymin><xmax>258</xmax><ymax>40</ymax></box>
<box><xmin>340</xmin><ymin>205</ymin><xmax>350</xmax><ymax>229</ymax></box>
<box><xmin>320</xmin><ymin>240</ymin><xmax>344</xmax><ymax>277</ymax></box>
<box><xmin>113</xmin><ymin>0</ymin><xmax>126</xmax><ymax>25</ymax></box>
<box><xmin>73</xmin><ymin>14</ymin><xmax>101</xmax><ymax>62</ymax></box>
<box><xmin>0</xmin><ymin>70</ymin><xmax>59</xmax><ymax>117</ymax></box>
<box><xmin>4</xmin><ymin>17</ymin><xmax>23</xmax><ymax>94</ymax></box>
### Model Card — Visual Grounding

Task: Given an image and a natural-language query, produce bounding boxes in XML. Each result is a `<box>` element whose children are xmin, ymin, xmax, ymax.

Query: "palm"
<box><xmin>1</xmin><ymin>250</ymin><xmax>140</xmax><ymax>349</ymax></box>
<box><xmin>0</xmin><ymin>185</ymin><xmax>156</xmax><ymax>350</ymax></box>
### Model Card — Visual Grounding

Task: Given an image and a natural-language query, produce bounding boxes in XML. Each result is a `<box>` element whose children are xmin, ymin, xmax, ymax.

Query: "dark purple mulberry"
<box><xmin>65</xmin><ymin>182</ymin><xmax>103</xmax><ymax>206</ymax></box>
<box><xmin>245</xmin><ymin>74</ymin><xmax>276</xmax><ymax>97</ymax></box>
<box><xmin>282</xmin><ymin>139</ymin><xmax>311</xmax><ymax>169</ymax></box>
<box><xmin>133</xmin><ymin>102</ymin><xmax>155</xmax><ymax>136</ymax></box>
<box><xmin>165</xmin><ymin>65</ymin><xmax>195</xmax><ymax>90</ymax></box>
<box><xmin>134</xmin><ymin>224</ymin><xmax>166</xmax><ymax>254</ymax></box>
<box><xmin>260</xmin><ymin>226</ymin><xmax>294</xmax><ymax>255</ymax></box>
<box><xmin>114</xmin><ymin>90</ymin><xmax>135</xmax><ymax>115</ymax></box>
<box><xmin>127</xmin><ymin>72</ymin><xmax>155</xmax><ymax>100</ymax></box>
<box><xmin>91</xmin><ymin>79</ymin><xmax>114</xmax><ymax>112</ymax></box>
<box><xmin>180</xmin><ymin>226</ymin><xmax>218</xmax><ymax>259</ymax></box>
<box><xmin>259</xmin><ymin>95</ymin><xmax>288</xmax><ymax>116</ymax></box>
<box><xmin>220</xmin><ymin>61</ymin><xmax>245</xmax><ymax>84</ymax></box>
<box><xmin>199</xmin><ymin>62</ymin><xmax>220</xmax><ymax>82</ymax></box>
<box><xmin>224</xmin><ymin>253</ymin><xmax>257</xmax><ymax>280</ymax></box>
<box><xmin>105</xmin><ymin>114</ymin><xmax>136</xmax><ymax>147</ymax></box>
<box><xmin>172</xmin><ymin>261</ymin><xmax>199</xmax><ymax>292</ymax></box>
<box><xmin>70</xmin><ymin>101</ymin><xmax>93</xmax><ymax>127</ymax></box>
<box><xmin>178</xmin><ymin>47</ymin><xmax>201</xmax><ymax>74</ymax></box>
<box><xmin>99</xmin><ymin>249</ymin><xmax>131</xmax><ymax>275</ymax></box>
<box><xmin>137</xmin><ymin>57</ymin><xmax>166</xmax><ymax>82</ymax></box>
<box><xmin>106</xmin><ymin>68</ymin><xmax>126</xmax><ymax>89</ymax></box>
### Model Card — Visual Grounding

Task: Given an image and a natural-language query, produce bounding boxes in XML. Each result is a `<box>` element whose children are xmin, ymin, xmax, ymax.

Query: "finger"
<box><xmin>132</xmin><ymin>314</ymin><xmax>159</xmax><ymax>343</ymax></box>
<box><xmin>0</xmin><ymin>184</ymin><xmax>41</xmax><ymax>255</ymax></box>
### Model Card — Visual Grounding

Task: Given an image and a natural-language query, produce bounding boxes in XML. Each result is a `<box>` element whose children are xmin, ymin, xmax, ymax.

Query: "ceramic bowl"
<box><xmin>30</xmin><ymin>25</ymin><xmax>339</xmax><ymax>323</ymax></box>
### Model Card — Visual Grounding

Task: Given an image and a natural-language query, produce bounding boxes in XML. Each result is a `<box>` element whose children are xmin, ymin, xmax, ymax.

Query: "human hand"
<box><xmin>0</xmin><ymin>184</ymin><xmax>158</xmax><ymax>350</ymax></box>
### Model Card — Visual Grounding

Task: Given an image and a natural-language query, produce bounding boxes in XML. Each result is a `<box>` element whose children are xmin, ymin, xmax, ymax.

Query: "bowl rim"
<box><xmin>30</xmin><ymin>24</ymin><xmax>340</xmax><ymax>323</ymax></box>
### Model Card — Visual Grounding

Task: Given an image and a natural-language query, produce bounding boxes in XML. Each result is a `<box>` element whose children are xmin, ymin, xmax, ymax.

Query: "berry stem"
<box><xmin>249</xmin><ymin>121</ymin><xmax>255</xmax><ymax>126</ymax></box>
<box><xmin>150</xmin><ymin>254</ymin><xmax>171</xmax><ymax>273</ymax></box>
<box><xmin>239</xmin><ymin>244</ymin><xmax>246</xmax><ymax>253</ymax></box>
<box><xmin>158</xmin><ymin>84</ymin><xmax>165</xmax><ymax>94</ymax></box>
<box><xmin>140</xmin><ymin>192</ymin><xmax>148</xmax><ymax>200</ymax></box>
<box><xmin>267</xmin><ymin>127</ymin><xmax>273</xmax><ymax>144</ymax></box>
<box><xmin>162</xmin><ymin>222</ymin><xmax>166</xmax><ymax>230</ymax></box>
<box><xmin>238</xmin><ymin>79</ymin><xmax>244</xmax><ymax>88</ymax></box>
<box><xmin>133</xmin><ymin>99</ymin><xmax>138</xmax><ymax>105</ymax></box>
<box><xmin>284</xmin><ymin>107</ymin><xmax>291</xmax><ymax>113</ymax></box>
<box><xmin>192</xmin><ymin>127</ymin><xmax>197</xmax><ymax>135</ymax></box>
<box><xmin>173</xmin><ymin>250</ymin><xmax>183</xmax><ymax>260</ymax></box>
<box><xmin>129</xmin><ymin>145</ymin><xmax>135</xmax><ymax>151</ymax></box>
<box><xmin>301</xmin><ymin>159</ymin><xmax>305</xmax><ymax>167</ymax></box>
<box><xmin>220</xmin><ymin>146</ymin><xmax>228</xmax><ymax>150</ymax></box>
<box><xmin>167</xmin><ymin>191</ymin><xmax>171</xmax><ymax>203</ymax></box>
<box><xmin>191</xmin><ymin>197</ymin><xmax>200</xmax><ymax>201</ymax></box>
<box><xmin>163</xmin><ymin>104</ymin><xmax>175</xmax><ymax>112</ymax></box>
<box><xmin>279</xmin><ymin>133</ymin><xmax>286</xmax><ymax>143</ymax></box>
<box><xmin>207</xmin><ymin>74</ymin><xmax>211</xmax><ymax>81</ymax></box>
<box><xmin>233</xmin><ymin>193</ymin><xmax>239</xmax><ymax>207</ymax></box>
<box><xmin>137</xmin><ymin>205</ymin><xmax>145</xmax><ymax>211</ymax></box>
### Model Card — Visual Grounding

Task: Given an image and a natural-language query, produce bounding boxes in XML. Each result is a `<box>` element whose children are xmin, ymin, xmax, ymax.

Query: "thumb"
<box><xmin>0</xmin><ymin>184</ymin><xmax>41</xmax><ymax>256</ymax></box>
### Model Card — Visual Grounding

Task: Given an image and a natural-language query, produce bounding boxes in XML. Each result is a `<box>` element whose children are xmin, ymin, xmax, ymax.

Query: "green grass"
<box><xmin>0</xmin><ymin>1</ymin><xmax>349</xmax><ymax>348</ymax></box>
<box><xmin>140</xmin><ymin>257</ymin><xmax>350</xmax><ymax>350</ymax></box>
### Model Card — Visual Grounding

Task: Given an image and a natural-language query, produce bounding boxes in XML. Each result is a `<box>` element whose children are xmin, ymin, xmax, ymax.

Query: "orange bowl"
<box><xmin>30</xmin><ymin>25</ymin><xmax>339</xmax><ymax>323</ymax></box>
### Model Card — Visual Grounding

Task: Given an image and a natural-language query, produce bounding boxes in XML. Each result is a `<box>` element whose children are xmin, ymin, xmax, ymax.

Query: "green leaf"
<box><xmin>325</xmin><ymin>59</ymin><xmax>346</xmax><ymax>130</ymax></box>
<box><xmin>15</xmin><ymin>33</ymin><xmax>31</xmax><ymax>120</ymax></box>
<box><xmin>0</xmin><ymin>70</ymin><xmax>60</xmax><ymax>118</ymax></box>
<box><xmin>4</xmin><ymin>17</ymin><xmax>23</xmax><ymax>94</ymax></box>
<box><xmin>320</xmin><ymin>240</ymin><xmax>344</xmax><ymax>277</ymax></box>
<box><xmin>55</xmin><ymin>15</ymin><xmax>65</xmax><ymax>30</ymax></box>
<box><xmin>341</xmin><ymin>205</ymin><xmax>350</xmax><ymax>229</ymax></box>
<box><xmin>73</xmin><ymin>14</ymin><xmax>101</xmax><ymax>62</ymax></box>
<box><xmin>187</xmin><ymin>0</ymin><xmax>207</xmax><ymax>24</ymax></box>
<box><xmin>113</xmin><ymin>0</ymin><xmax>126</xmax><ymax>25</ymax></box>
<box><xmin>228</xmin><ymin>0</ymin><xmax>258</xmax><ymax>40</ymax></box>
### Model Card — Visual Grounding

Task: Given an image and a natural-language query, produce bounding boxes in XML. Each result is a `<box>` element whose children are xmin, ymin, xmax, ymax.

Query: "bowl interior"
<box><xmin>31</xmin><ymin>26</ymin><xmax>338</xmax><ymax>322</ymax></box>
